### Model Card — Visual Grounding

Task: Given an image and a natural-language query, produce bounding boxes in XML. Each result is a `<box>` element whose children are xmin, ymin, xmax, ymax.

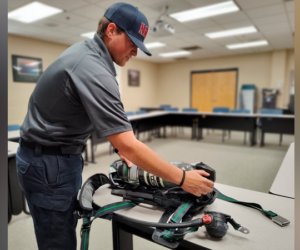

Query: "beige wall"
<box><xmin>119</xmin><ymin>58</ymin><xmax>158</xmax><ymax>112</ymax></box>
<box><xmin>156</xmin><ymin>50</ymin><xmax>294</xmax><ymax>111</ymax></box>
<box><xmin>8</xmin><ymin>34</ymin><xmax>294</xmax><ymax>126</ymax></box>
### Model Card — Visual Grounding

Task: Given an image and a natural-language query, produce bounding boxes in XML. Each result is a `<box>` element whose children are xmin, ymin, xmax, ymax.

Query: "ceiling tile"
<box><xmin>221</xmin><ymin>20</ymin><xmax>254</xmax><ymax>30</ymax></box>
<box><xmin>213</xmin><ymin>37</ymin><xmax>243</xmax><ymax>46</ymax></box>
<box><xmin>257</xmin><ymin>22</ymin><xmax>291</xmax><ymax>33</ymax></box>
<box><xmin>252</xmin><ymin>13</ymin><xmax>288</xmax><ymax>26</ymax></box>
<box><xmin>236</xmin><ymin>32</ymin><xmax>265</xmax><ymax>42</ymax></box>
<box><xmin>245</xmin><ymin>3</ymin><xmax>285</xmax><ymax>19</ymax></box>
<box><xmin>56</xmin><ymin>35</ymin><xmax>87</xmax><ymax>45</ymax></box>
<box><xmin>185</xmin><ymin>0</ymin><xmax>227</xmax><ymax>8</ymax></box>
<box><xmin>285</xmin><ymin>1</ymin><xmax>294</xmax><ymax>12</ymax></box>
<box><xmin>56</xmin><ymin>25</ymin><xmax>91</xmax><ymax>36</ymax></box>
<box><xmin>288</xmin><ymin>11</ymin><xmax>294</xmax><ymax>26</ymax></box>
<box><xmin>195</xmin><ymin>25</ymin><xmax>224</xmax><ymax>35</ymax></box>
<box><xmin>138</xmin><ymin>6</ymin><xmax>159</xmax><ymax>19</ymax></box>
<box><xmin>212</xmin><ymin>11</ymin><xmax>249</xmax><ymax>24</ymax></box>
<box><xmin>136</xmin><ymin>0</ymin><xmax>163</xmax><ymax>7</ymax></box>
<box><xmin>71</xmin><ymin>5</ymin><xmax>106</xmax><ymax>20</ymax></box>
<box><xmin>77</xmin><ymin>20</ymin><xmax>98</xmax><ymax>30</ymax></box>
<box><xmin>38</xmin><ymin>0</ymin><xmax>89</xmax><ymax>11</ymax></box>
<box><xmin>96</xmin><ymin>0</ymin><xmax>144</xmax><ymax>9</ymax></box>
<box><xmin>173</xmin><ymin>30</ymin><xmax>200</xmax><ymax>39</ymax></box>
<box><xmin>49</xmin><ymin>12</ymin><xmax>92</xmax><ymax>25</ymax></box>
<box><xmin>236</xmin><ymin>0</ymin><xmax>282</xmax><ymax>10</ymax></box>
<box><xmin>148</xmin><ymin>0</ymin><xmax>194</xmax><ymax>14</ymax></box>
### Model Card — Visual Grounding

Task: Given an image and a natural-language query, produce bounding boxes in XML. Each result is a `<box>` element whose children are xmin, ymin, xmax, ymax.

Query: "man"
<box><xmin>16</xmin><ymin>2</ymin><xmax>214</xmax><ymax>250</ymax></box>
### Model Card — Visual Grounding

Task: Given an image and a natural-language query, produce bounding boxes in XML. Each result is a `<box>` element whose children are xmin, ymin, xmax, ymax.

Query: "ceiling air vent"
<box><xmin>180</xmin><ymin>46</ymin><xmax>202</xmax><ymax>51</ymax></box>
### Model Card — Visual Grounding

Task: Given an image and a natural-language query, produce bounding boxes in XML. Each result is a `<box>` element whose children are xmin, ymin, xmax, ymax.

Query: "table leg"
<box><xmin>91</xmin><ymin>137</ymin><xmax>95</xmax><ymax>163</ymax></box>
<box><xmin>112</xmin><ymin>217</ymin><xmax>133</xmax><ymax>250</ymax></box>
<box><xmin>260</xmin><ymin>131</ymin><xmax>265</xmax><ymax>147</ymax></box>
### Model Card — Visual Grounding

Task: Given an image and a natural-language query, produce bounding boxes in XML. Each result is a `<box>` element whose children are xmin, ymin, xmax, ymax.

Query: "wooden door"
<box><xmin>191</xmin><ymin>70</ymin><xmax>237</xmax><ymax>112</ymax></box>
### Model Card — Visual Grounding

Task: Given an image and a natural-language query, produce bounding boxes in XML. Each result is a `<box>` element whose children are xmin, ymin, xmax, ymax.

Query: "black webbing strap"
<box><xmin>80</xmin><ymin>201</ymin><xmax>137</xmax><ymax>250</ymax></box>
<box><xmin>215</xmin><ymin>188</ymin><xmax>290</xmax><ymax>227</ymax></box>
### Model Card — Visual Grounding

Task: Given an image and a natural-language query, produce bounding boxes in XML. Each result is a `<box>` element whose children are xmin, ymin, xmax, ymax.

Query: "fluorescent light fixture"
<box><xmin>145</xmin><ymin>42</ymin><xmax>166</xmax><ymax>49</ymax></box>
<box><xmin>169</xmin><ymin>1</ymin><xmax>239</xmax><ymax>23</ymax></box>
<box><xmin>205</xmin><ymin>26</ymin><xmax>257</xmax><ymax>39</ymax></box>
<box><xmin>159</xmin><ymin>51</ymin><xmax>191</xmax><ymax>58</ymax></box>
<box><xmin>8</xmin><ymin>1</ymin><xmax>63</xmax><ymax>23</ymax></box>
<box><xmin>81</xmin><ymin>32</ymin><xmax>95</xmax><ymax>39</ymax></box>
<box><xmin>227</xmin><ymin>40</ymin><xmax>268</xmax><ymax>49</ymax></box>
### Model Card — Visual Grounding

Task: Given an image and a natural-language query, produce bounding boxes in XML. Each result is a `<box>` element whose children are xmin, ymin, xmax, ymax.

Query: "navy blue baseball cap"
<box><xmin>104</xmin><ymin>2</ymin><xmax>152</xmax><ymax>56</ymax></box>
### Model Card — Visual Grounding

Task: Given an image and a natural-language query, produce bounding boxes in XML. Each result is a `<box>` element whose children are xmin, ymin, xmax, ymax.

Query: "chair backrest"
<box><xmin>182</xmin><ymin>108</ymin><xmax>198</xmax><ymax>112</ymax></box>
<box><xmin>230</xmin><ymin>109</ymin><xmax>250</xmax><ymax>114</ymax></box>
<box><xmin>213</xmin><ymin>107</ymin><xmax>230</xmax><ymax>113</ymax></box>
<box><xmin>8</xmin><ymin>124</ymin><xmax>20</xmax><ymax>131</ymax></box>
<box><xmin>125</xmin><ymin>111</ymin><xmax>135</xmax><ymax>116</ymax></box>
<box><xmin>260</xmin><ymin>109</ymin><xmax>283</xmax><ymax>115</ymax></box>
<box><xmin>159</xmin><ymin>105</ymin><xmax>171</xmax><ymax>109</ymax></box>
<box><xmin>136</xmin><ymin>110</ymin><xmax>147</xmax><ymax>115</ymax></box>
<box><xmin>164</xmin><ymin>107</ymin><xmax>179</xmax><ymax>111</ymax></box>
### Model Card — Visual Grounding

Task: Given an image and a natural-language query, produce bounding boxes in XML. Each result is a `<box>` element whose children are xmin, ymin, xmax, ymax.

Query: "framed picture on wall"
<box><xmin>12</xmin><ymin>55</ymin><xmax>43</xmax><ymax>83</ymax></box>
<box><xmin>128</xmin><ymin>69</ymin><xmax>140</xmax><ymax>87</ymax></box>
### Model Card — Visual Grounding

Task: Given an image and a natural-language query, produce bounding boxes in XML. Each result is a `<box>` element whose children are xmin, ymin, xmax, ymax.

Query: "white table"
<box><xmin>93</xmin><ymin>183</ymin><xmax>294</xmax><ymax>250</ymax></box>
<box><xmin>8</xmin><ymin>130</ymin><xmax>20</xmax><ymax>141</ymax></box>
<box><xmin>8</xmin><ymin>141</ymin><xmax>19</xmax><ymax>158</ymax></box>
<box><xmin>270</xmin><ymin>143</ymin><xmax>294</xmax><ymax>198</ymax></box>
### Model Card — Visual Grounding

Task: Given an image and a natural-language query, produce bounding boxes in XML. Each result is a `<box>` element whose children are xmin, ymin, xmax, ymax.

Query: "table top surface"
<box><xmin>93</xmin><ymin>182</ymin><xmax>294</xmax><ymax>250</ymax></box>
<box><xmin>8</xmin><ymin>141</ymin><xmax>19</xmax><ymax>157</ymax></box>
<box><xmin>270</xmin><ymin>143</ymin><xmax>294</xmax><ymax>198</ymax></box>
<box><xmin>8</xmin><ymin>130</ymin><xmax>20</xmax><ymax>140</ymax></box>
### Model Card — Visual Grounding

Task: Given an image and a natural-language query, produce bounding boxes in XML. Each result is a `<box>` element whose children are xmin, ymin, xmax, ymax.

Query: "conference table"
<box><xmin>93</xmin><ymin>182</ymin><xmax>294</xmax><ymax>250</ymax></box>
<box><xmin>269</xmin><ymin>142</ymin><xmax>294</xmax><ymax>199</ymax></box>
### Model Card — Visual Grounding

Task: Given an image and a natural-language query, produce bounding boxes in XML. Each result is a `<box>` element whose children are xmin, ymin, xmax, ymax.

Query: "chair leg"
<box><xmin>244</xmin><ymin>132</ymin><xmax>246</xmax><ymax>145</ymax></box>
<box><xmin>222</xmin><ymin>130</ymin><xmax>225</xmax><ymax>143</ymax></box>
<box><xmin>228</xmin><ymin>130</ymin><xmax>231</xmax><ymax>139</ymax></box>
<box><xmin>279</xmin><ymin>134</ymin><xmax>283</xmax><ymax>146</ymax></box>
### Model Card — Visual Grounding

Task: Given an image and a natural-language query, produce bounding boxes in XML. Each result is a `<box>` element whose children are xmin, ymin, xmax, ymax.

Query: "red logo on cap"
<box><xmin>139</xmin><ymin>22</ymin><xmax>148</xmax><ymax>38</ymax></box>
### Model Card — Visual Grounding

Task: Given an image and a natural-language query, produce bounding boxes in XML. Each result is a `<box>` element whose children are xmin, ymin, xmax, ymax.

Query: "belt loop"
<box><xmin>34</xmin><ymin>143</ymin><xmax>42</xmax><ymax>156</ymax></box>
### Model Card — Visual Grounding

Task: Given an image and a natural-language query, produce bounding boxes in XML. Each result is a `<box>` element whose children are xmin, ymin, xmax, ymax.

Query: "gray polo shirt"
<box><xmin>20</xmin><ymin>33</ymin><xmax>132</xmax><ymax>146</ymax></box>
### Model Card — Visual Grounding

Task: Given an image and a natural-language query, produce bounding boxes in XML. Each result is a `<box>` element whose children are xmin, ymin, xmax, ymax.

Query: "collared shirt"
<box><xmin>21</xmin><ymin>33</ymin><xmax>132</xmax><ymax>146</ymax></box>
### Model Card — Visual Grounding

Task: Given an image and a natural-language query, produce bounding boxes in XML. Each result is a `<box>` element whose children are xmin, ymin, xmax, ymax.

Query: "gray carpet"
<box><xmin>8</xmin><ymin>129</ymin><xmax>294</xmax><ymax>250</ymax></box>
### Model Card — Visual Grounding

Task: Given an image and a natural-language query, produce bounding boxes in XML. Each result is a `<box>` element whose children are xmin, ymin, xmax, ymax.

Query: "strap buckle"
<box><xmin>271</xmin><ymin>215</ymin><xmax>290</xmax><ymax>227</ymax></box>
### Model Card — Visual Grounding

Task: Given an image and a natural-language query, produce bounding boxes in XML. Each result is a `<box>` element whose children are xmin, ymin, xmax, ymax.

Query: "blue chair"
<box><xmin>125</xmin><ymin>111</ymin><xmax>135</xmax><ymax>116</ymax></box>
<box><xmin>163</xmin><ymin>107</ymin><xmax>178</xmax><ymax>111</ymax></box>
<box><xmin>259</xmin><ymin>109</ymin><xmax>283</xmax><ymax>146</ymax></box>
<box><xmin>213</xmin><ymin>107</ymin><xmax>230</xmax><ymax>113</ymax></box>
<box><xmin>230</xmin><ymin>109</ymin><xmax>251</xmax><ymax>144</ymax></box>
<box><xmin>160</xmin><ymin>105</ymin><xmax>171</xmax><ymax>109</ymax></box>
<box><xmin>136</xmin><ymin>110</ymin><xmax>147</xmax><ymax>115</ymax></box>
<box><xmin>212</xmin><ymin>107</ymin><xmax>230</xmax><ymax>142</ymax></box>
<box><xmin>182</xmin><ymin>108</ymin><xmax>198</xmax><ymax>112</ymax></box>
<box><xmin>8</xmin><ymin>124</ymin><xmax>20</xmax><ymax>131</ymax></box>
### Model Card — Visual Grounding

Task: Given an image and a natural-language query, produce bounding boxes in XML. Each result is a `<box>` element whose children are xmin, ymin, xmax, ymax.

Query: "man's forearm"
<box><xmin>120</xmin><ymin>139</ymin><xmax>183</xmax><ymax>185</ymax></box>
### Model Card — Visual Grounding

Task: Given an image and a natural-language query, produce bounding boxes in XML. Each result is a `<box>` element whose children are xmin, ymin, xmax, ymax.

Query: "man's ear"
<box><xmin>106</xmin><ymin>23</ymin><xmax>117</xmax><ymax>39</ymax></box>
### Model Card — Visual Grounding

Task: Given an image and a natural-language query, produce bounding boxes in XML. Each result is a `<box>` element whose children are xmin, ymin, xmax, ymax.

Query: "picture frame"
<box><xmin>128</xmin><ymin>69</ymin><xmax>140</xmax><ymax>87</ymax></box>
<box><xmin>12</xmin><ymin>55</ymin><xmax>43</xmax><ymax>83</ymax></box>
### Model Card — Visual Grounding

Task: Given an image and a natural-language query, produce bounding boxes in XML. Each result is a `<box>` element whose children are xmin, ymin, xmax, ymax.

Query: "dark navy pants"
<box><xmin>16</xmin><ymin>142</ymin><xmax>83</xmax><ymax>250</ymax></box>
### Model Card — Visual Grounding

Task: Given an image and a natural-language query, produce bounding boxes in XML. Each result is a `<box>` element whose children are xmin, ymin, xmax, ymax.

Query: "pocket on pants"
<box><xmin>30</xmin><ymin>193</ymin><xmax>72</xmax><ymax>212</ymax></box>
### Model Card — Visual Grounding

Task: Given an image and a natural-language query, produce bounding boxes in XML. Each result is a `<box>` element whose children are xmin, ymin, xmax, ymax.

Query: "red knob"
<box><xmin>202</xmin><ymin>214</ymin><xmax>212</xmax><ymax>224</ymax></box>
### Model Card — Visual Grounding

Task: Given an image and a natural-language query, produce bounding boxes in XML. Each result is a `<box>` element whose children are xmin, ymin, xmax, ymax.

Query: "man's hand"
<box><xmin>117</xmin><ymin>153</ymin><xmax>132</xmax><ymax>167</ymax></box>
<box><xmin>181</xmin><ymin>170</ymin><xmax>214</xmax><ymax>197</ymax></box>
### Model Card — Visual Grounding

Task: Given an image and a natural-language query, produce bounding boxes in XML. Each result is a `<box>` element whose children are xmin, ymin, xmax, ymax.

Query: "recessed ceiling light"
<box><xmin>159</xmin><ymin>51</ymin><xmax>191</xmax><ymax>58</ymax></box>
<box><xmin>169</xmin><ymin>1</ymin><xmax>239</xmax><ymax>23</ymax></box>
<box><xmin>226</xmin><ymin>40</ymin><xmax>268</xmax><ymax>49</ymax></box>
<box><xmin>145</xmin><ymin>42</ymin><xmax>166</xmax><ymax>49</ymax></box>
<box><xmin>8</xmin><ymin>1</ymin><xmax>63</xmax><ymax>23</ymax></box>
<box><xmin>81</xmin><ymin>32</ymin><xmax>95</xmax><ymax>39</ymax></box>
<box><xmin>205</xmin><ymin>26</ymin><xmax>257</xmax><ymax>39</ymax></box>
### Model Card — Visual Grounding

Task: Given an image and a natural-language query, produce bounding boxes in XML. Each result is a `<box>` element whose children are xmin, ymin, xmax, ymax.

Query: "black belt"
<box><xmin>20</xmin><ymin>139</ymin><xmax>85</xmax><ymax>155</ymax></box>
